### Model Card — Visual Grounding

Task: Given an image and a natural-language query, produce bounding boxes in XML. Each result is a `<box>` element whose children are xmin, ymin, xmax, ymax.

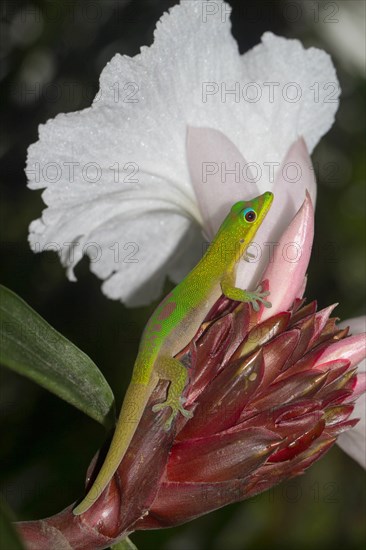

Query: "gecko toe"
<box><xmin>153</xmin><ymin>396</ymin><xmax>193</xmax><ymax>429</ymax></box>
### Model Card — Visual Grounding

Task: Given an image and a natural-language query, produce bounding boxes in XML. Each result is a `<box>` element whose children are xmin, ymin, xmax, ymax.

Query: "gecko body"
<box><xmin>73</xmin><ymin>191</ymin><xmax>273</xmax><ymax>515</ymax></box>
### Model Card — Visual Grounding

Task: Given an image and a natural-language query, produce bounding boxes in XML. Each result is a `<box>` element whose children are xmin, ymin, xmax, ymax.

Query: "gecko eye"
<box><xmin>243</xmin><ymin>208</ymin><xmax>257</xmax><ymax>223</ymax></box>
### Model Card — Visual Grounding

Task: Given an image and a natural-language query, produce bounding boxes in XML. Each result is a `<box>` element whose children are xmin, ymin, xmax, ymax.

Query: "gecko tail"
<box><xmin>73</xmin><ymin>382</ymin><xmax>154</xmax><ymax>515</ymax></box>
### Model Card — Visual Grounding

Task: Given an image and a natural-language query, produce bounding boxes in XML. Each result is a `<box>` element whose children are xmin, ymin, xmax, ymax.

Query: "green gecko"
<box><xmin>73</xmin><ymin>191</ymin><xmax>273</xmax><ymax>515</ymax></box>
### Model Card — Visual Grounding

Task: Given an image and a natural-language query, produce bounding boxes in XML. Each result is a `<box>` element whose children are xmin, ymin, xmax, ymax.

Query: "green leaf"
<box><xmin>111</xmin><ymin>537</ymin><xmax>138</xmax><ymax>550</ymax></box>
<box><xmin>0</xmin><ymin>285</ymin><xmax>115</xmax><ymax>429</ymax></box>
<box><xmin>0</xmin><ymin>499</ymin><xmax>26</xmax><ymax>550</ymax></box>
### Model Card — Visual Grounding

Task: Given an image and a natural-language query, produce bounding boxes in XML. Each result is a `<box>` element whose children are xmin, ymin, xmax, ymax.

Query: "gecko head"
<box><xmin>228</xmin><ymin>191</ymin><xmax>274</xmax><ymax>237</ymax></box>
<box><xmin>215</xmin><ymin>192</ymin><xmax>274</xmax><ymax>262</ymax></box>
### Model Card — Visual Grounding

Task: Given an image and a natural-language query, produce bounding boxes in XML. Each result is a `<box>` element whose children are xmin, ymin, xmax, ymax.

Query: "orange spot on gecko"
<box><xmin>158</xmin><ymin>301</ymin><xmax>176</xmax><ymax>321</ymax></box>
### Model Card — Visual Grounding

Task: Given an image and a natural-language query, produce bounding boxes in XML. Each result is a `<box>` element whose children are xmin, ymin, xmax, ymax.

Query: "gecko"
<box><xmin>73</xmin><ymin>191</ymin><xmax>273</xmax><ymax>515</ymax></box>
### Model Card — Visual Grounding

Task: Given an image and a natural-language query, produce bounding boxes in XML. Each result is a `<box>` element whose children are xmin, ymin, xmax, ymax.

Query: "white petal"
<box><xmin>97</xmin><ymin>213</ymin><xmax>201</xmax><ymax>306</ymax></box>
<box><xmin>238</xmin><ymin>31</ymin><xmax>339</xmax><ymax>161</ymax></box>
<box><xmin>337</xmin><ymin>317</ymin><xmax>366</xmax><ymax>468</ymax></box>
<box><xmin>236</xmin><ymin>138</ymin><xmax>316</xmax><ymax>291</ymax></box>
<box><xmin>27</xmin><ymin>1</ymin><xmax>339</xmax><ymax>304</ymax></box>
<box><xmin>306</xmin><ymin>0</ymin><xmax>366</xmax><ymax>76</ymax></box>
<box><xmin>187</xmin><ymin>127</ymin><xmax>259</xmax><ymax>240</ymax></box>
<box><xmin>260</xmin><ymin>192</ymin><xmax>314</xmax><ymax>320</ymax></box>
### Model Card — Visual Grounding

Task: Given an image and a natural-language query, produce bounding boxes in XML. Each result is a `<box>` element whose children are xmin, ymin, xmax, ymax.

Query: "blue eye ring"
<box><xmin>243</xmin><ymin>208</ymin><xmax>257</xmax><ymax>223</ymax></box>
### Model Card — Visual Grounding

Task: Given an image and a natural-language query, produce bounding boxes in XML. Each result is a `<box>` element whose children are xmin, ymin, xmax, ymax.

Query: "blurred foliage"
<box><xmin>0</xmin><ymin>498</ymin><xmax>25</xmax><ymax>549</ymax></box>
<box><xmin>0</xmin><ymin>284</ymin><xmax>115</xmax><ymax>428</ymax></box>
<box><xmin>0</xmin><ymin>1</ymin><xmax>365</xmax><ymax>549</ymax></box>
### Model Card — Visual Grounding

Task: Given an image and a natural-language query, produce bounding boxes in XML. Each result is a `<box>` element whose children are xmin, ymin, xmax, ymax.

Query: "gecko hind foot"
<box><xmin>152</xmin><ymin>396</ymin><xmax>193</xmax><ymax>431</ymax></box>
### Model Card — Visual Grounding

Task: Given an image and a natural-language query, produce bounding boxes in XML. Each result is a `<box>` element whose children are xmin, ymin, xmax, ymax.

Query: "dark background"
<box><xmin>1</xmin><ymin>1</ymin><xmax>365</xmax><ymax>549</ymax></box>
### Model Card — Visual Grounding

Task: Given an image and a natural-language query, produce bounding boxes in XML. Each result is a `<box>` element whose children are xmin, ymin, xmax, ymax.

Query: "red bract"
<box><xmin>17</xmin><ymin>293</ymin><xmax>366</xmax><ymax>549</ymax></box>
<box><xmin>137</xmin><ymin>294</ymin><xmax>363</xmax><ymax>529</ymax></box>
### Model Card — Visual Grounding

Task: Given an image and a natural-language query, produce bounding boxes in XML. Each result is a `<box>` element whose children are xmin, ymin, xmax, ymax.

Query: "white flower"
<box><xmin>26</xmin><ymin>0</ymin><xmax>339</xmax><ymax>307</ymax></box>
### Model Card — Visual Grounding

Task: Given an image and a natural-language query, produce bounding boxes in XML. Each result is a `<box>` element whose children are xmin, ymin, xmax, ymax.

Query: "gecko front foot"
<box><xmin>152</xmin><ymin>396</ymin><xmax>193</xmax><ymax>431</ymax></box>
<box><xmin>246</xmin><ymin>285</ymin><xmax>271</xmax><ymax>312</ymax></box>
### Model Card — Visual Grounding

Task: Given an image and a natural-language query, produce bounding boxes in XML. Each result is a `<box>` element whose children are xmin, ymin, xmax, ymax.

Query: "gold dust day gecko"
<box><xmin>73</xmin><ymin>191</ymin><xmax>273</xmax><ymax>515</ymax></box>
